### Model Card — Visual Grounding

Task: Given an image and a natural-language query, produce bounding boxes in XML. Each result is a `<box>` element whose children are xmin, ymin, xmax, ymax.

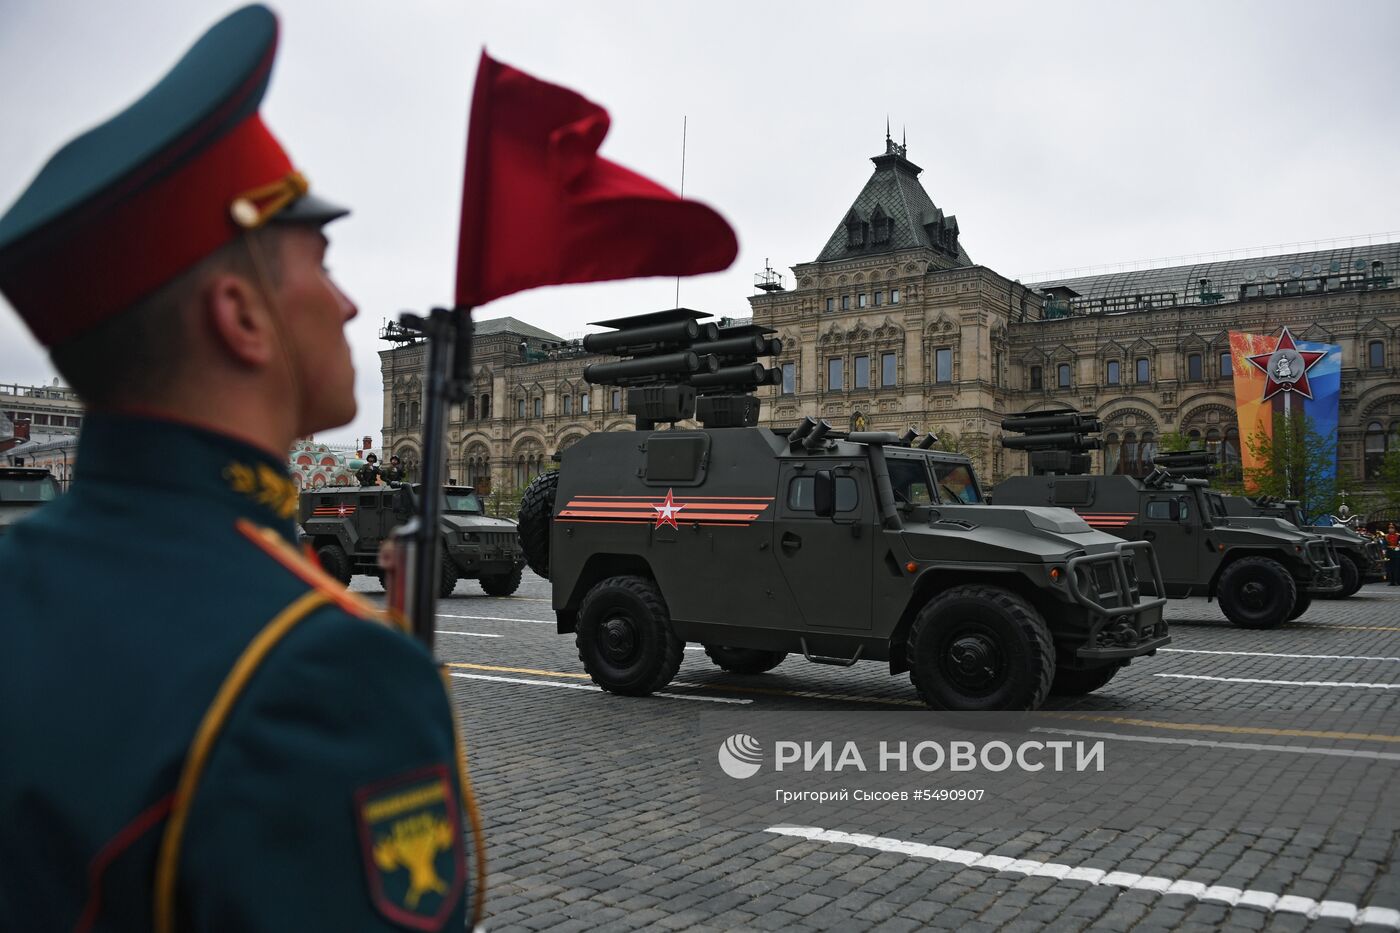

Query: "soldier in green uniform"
<box><xmin>383</xmin><ymin>455</ymin><xmax>407</xmax><ymax>485</ymax></box>
<box><xmin>358</xmin><ymin>452</ymin><xmax>383</xmax><ymax>487</ymax></box>
<box><xmin>0</xmin><ymin>6</ymin><xmax>479</xmax><ymax>931</ymax></box>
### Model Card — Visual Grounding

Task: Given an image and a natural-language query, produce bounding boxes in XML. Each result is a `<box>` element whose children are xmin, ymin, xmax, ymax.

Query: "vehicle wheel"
<box><xmin>906</xmin><ymin>585</ymin><xmax>1055</xmax><ymax>711</ymax></box>
<box><xmin>479</xmin><ymin>566</ymin><xmax>523</xmax><ymax>597</ymax></box>
<box><xmin>1287</xmin><ymin>591</ymin><xmax>1312</xmax><ymax>621</ymax></box>
<box><xmin>315</xmin><ymin>543</ymin><xmax>351</xmax><ymax>586</ymax></box>
<box><xmin>438</xmin><ymin>554</ymin><xmax>459</xmax><ymax>599</ymax></box>
<box><xmin>1050</xmin><ymin>664</ymin><xmax>1120</xmax><ymax>697</ymax></box>
<box><xmin>517</xmin><ymin>470</ymin><xmax>558</xmax><ymax>580</ymax></box>
<box><xmin>703</xmin><ymin>645</ymin><xmax>787</xmax><ymax>675</ymax></box>
<box><xmin>576</xmin><ymin>575</ymin><xmax>683</xmax><ymax>696</ymax></box>
<box><xmin>1217</xmin><ymin>557</ymin><xmax>1296</xmax><ymax>629</ymax></box>
<box><xmin>1332</xmin><ymin>555</ymin><xmax>1362</xmax><ymax>598</ymax></box>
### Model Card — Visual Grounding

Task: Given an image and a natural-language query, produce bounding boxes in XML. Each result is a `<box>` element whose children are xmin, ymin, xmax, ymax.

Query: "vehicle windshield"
<box><xmin>1207</xmin><ymin>493</ymin><xmax>1229</xmax><ymax>519</ymax></box>
<box><xmin>443</xmin><ymin>489</ymin><xmax>484</xmax><ymax>514</ymax></box>
<box><xmin>0</xmin><ymin>475</ymin><xmax>60</xmax><ymax>503</ymax></box>
<box><xmin>887</xmin><ymin>459</ymin><xmax>935</xmax><ymax>505</ymax></box>
<box><xmin>931</xmin><ymin>462</ymin><xmax>982</xmax><ymax>504</ymax></box>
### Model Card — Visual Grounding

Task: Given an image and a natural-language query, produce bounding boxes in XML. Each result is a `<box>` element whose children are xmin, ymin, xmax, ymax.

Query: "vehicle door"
<box><xmin>1141</xmin><ymin>494</ymin><xmax>1199</xmax><ymax>595</ymax></box>
<box><xmin>774</xmin><ymin>462</ymin><xmax>874</xmax><ymax>630</ymax></box>
<box><xmin>356</xmin><ymin>490</ymin><xmax>386</xmax><ymax>553</ymax></box>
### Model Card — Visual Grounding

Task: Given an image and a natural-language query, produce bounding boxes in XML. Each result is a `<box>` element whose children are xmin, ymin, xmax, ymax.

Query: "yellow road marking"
<box><xmin>446</xmin><ymin>662</ymin><xmax>591</xmax><ymax>680</ymax></box>
<box><xmin>1051</xmin><ymin>713</ymin><xmax>1400</xmax><ymax>744</ymax></box>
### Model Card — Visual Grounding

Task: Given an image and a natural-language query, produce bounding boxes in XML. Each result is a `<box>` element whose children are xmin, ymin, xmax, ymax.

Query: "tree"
<box><xmin>1242</xmin><ymin>413</ymin><xmax>1341</xmax><ymax>521</ymax></box>
<box><xmin>1377</xmin><ymin>449</ymin><xmax>1400</xmax><ymax>515</ymax></box>
<box><xmin>1158</xmin><ymin>432</ymin><xmax>1191</xmax><ymax>453</ymax></box>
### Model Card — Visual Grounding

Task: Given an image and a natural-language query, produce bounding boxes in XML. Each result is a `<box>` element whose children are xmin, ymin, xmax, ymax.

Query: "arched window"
<box><xmin>1104</xmin><ymin>432</ymin><xmax>1121</xmax><ymax>475</ymax></box>
<box><xmin>409</xmin><ymin>400</ymin><xmax>420</xmax><ymax>426</ymax></box>
<box><xmin>563</xmin><ymin>394</ymin><xmax>573</xmax><ymax>415</ymax></box>
<box><xmin>1057</xmin><ymin>363</ymin><xmax>1071</xmax><ymax>388</ymax></box>
<box><xmin>1105</xmin><ymin>360</ymin><xmax>1120</xmax><ymax>385</ymax></box>
<box><xmin>1205</xmin><ymin>427</ymin><xmax>1220</xmax><ymax>455</ymax></box>
<box><xmin>1187</xmin><ymin>429</ymin><xmax>1203</xmax><ymax>450</ymax></box>
<box><xmin>466</xmin><ymin>396</ymin><xmax>476</xmax><ymax>420</ymax></box>
<box><xmin>396</xmin><ymin>402</ymin><xmax>407</xmax><ymax>428</ymax></box>
<box><xmin>1139</xmin><ymin>432</ymin><xmax>1157</xmax><ymax>475</ymax></box>
<box><xmin>1364</xmin><ymin>421</ymin><xmax>1386</xmax><ymax>478</ymax></box>
<box><xmin>1368</xmin><ymin>341</ymin><xmax>1385</xmax><ymax>369</ymax></box>
<box><xmin>482</xmin><ymin>394</ymin><xmax>492</xmax><ymax>419</ymax></box>
<box><xmin>1187</xmin><ymin>353</ymin><xmax>1203</xmax><ymax>381</ymax></box>
<box><xmin>1221</xmin><ymin>427</ymin><xmax>1241</xmax><ymax>481</ymax></box>
<box><xmin>1121</xmin><ymin>432</ymin><xmax>1137</xmax><ymax>476</ymax></box>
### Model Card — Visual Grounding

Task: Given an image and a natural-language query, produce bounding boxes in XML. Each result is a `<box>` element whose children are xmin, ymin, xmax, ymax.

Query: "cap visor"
<box><xmin>272</xmin><ymin>191</ymin><xmax>349</xmax><ymax>227</ymax></box>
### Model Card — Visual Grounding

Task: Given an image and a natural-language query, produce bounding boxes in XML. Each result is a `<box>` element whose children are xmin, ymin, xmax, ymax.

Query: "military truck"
<box><xmin>0</xmin><ymin>467</ymin><xmax>61</xmax><ymax>538</ymax></box>
<box><xmin>1211</xmin><ymin>494</ymin><xmax>1385</xmax><ymax>596</ymax></box>
<box><xmin>517</xmin><ymin>310</ymin><xmax>1169</xmax><ymax>710</ymax></box>
<box><xmin>300</xmin><ymin>483</ymin><xmax>525</xmax><ymax>597</ymax></box>
<box><xmin>992</xmin><ymin>410</ymin><xmax>1342</xmax><ymax>629</ymax></box>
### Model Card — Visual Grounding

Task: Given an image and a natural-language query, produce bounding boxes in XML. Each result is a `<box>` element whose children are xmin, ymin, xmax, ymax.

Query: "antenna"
<box><xmin>674</xmin><ymin>115</ymin><xmax>687</xmax><ymax>308</ymax></box>
<box><xmin>754</xmin><ymin>258</ymin><xmax>786</xmax><ymax>293</ymax></box>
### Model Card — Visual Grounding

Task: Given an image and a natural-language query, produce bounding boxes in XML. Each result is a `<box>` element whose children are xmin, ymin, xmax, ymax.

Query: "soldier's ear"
<box><xmin>202</xmin><ymin>270</ymin><xmax>277</xmax><ymax>370</ymax></box>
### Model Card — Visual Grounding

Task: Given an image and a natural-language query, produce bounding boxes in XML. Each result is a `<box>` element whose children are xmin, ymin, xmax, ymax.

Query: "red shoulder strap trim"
<box><xmin>73</xmin><ymin>794</ymin><xmax>175</xmax><ymax>933</ymax></box>
<box><xmin>234</xmin><ymin>519</ymin><xmax>380</xmax><ymax>620</ymax></box>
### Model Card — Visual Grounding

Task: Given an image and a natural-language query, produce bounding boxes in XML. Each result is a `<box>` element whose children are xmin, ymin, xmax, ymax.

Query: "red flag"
<box><xmin>454</xmin><ymin>52</ymin><xmax>738</xmax><ymax>307</ymax></box>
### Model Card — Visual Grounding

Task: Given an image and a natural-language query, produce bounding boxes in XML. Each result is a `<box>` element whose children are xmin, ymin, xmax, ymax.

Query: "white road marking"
<box><xmin>438</xmin><ymin>613</ymin><xmax>554</xmax><ymax>625</ymax></box>
<box><xmin>1156</xmin><ymin>673</ymin><xmax>1400</xmax><ymax>689</ymax></box>
<box><xmin>435</xmin><ymin>631</ymin><xmax>502</xmax><ymax>638</ymax></box>
<box><xmin>764</xmin><ymin>826</ymin><xmax>1400</xmax><ymax>929</ymax></box>
<box><xmin>448</xmin><ymin>672</ymin><xmax>751</xmax><ymax>704</ymax></box>
<box><xmin>1029</xmin><ymin>728</ymin><xmax>1400</xmax><ymax>762</ymax></box>
<box><xmin>1163</xmin><ymin>648</ymin><xmax>1400</xmax><ymax>663</ymax></box>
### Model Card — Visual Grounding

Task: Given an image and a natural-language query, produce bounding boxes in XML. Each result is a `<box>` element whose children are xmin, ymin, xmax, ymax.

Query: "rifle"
<box><xmin>381</xmin><ymin>305</ymin><xmax>473</xmax><ymax>651</ymax></box>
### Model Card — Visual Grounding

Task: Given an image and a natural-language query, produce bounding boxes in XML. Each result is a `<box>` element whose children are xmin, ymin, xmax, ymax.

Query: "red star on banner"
<box><xmin>652</xmin><ymin>488</ymin><xmax>685</xmax><ymax>529</ymax></box>
<box><xmin>1245</xmin><ymin>326</ymin><xmax>1327</xmax><ymax>401</ymax></box>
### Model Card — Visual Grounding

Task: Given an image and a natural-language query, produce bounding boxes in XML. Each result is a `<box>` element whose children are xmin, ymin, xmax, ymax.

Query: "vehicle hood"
<box><xmin>901</xmin><ymin>505</ymin><xmax>1122</xmax><ymax>562</ymax></box>
<box><xmin>442</xmin><ymin>514</ymin><xmax>518</xmax><ymax>533</ymax></box>
<box><xmin>1216</xmin><ymin>516</ymin><xmax>1311</xmax><ymax>543</ymax></box>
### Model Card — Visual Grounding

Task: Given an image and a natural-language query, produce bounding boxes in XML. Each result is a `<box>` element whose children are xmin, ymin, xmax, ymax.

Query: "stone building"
<box><xmin>381</xmin><ymin>136</ymin><xmax>1400</xmax><ymax>494</ymax></box>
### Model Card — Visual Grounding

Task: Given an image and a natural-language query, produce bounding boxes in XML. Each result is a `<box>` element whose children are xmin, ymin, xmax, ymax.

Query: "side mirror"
<box><xmin>814</xmin><ymin>470</ymin><xmax>836</xmax><ymax>518</ymax></box>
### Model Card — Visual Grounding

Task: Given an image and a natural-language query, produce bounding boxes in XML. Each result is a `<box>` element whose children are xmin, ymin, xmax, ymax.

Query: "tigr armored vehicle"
<box><xmin>991</xmin><ymin>411</ymin><xmax>1342</xmax><ymax>629</ymax></box>
<box><xmin>1212</xmin><ymin>494</ymin><xmax>1385</xmax><ymax>596</ymax></box>
<box><xmin>300</xmin><ymin>483</ymin><xmax>525</xmax><ymax>597</ymax></box>
<box><xmin>0</xmin><ymin>467</ymin><xmax>61</xmax><ymax>538</ymax></box>
<box><xmin>518</xmin><ymin>310</ymin><xmax>1169</xmax><ymax>711</ymax></box>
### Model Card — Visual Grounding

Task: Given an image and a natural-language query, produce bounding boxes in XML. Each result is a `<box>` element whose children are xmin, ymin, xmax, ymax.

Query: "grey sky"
<box><xmin>2</xmin><ymin>0</ymin><xmax>1397</xmax><ymax>446</ymax></box>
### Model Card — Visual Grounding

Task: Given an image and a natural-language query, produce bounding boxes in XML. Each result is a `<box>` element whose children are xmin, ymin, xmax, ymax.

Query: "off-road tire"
<box><xmin>906</xmin><ymin>585</ymin><xmax>1055</xmax><ymax>711</ymax></box>
<box><xmin>1050</xmin><ymin>664</ymin><xmax>1121</xmax><ymax>697</ymax></box>
<box><xmin>480</xmin><ymin>566</ymin><xmax>523</xmax><ymax>597</ymax></box>
<box><xmin>315</xmin><ymin>543</ymin><xmax>352</xmax><ymax>586</ymax></box>
<box><xmin>438</xmin><ymin>554</ymin><xmax>459</xmax><ymax>599</ymax></box>
<box><xmin>1287</xmin><ymin>591</ymin><xmax>1312</xmax><ymax>621</ymax></box>
<box><xmin>517</xmin><ymin>470</ymin><xmax>558</xmax><ymax>580</ymax></box>
<box><xmin>576</xmin><ymin>575</ymin><xmax>683</xmax><ymax>696</ymax></box>
<box><xmin>1330</xmin><ymin>554</ymin><xmax>1362</xmax><ymax>598</ymax></box>
<box><xmin>1217</xmin><ymin>557</ymin><xmax>1296</xmax><ymax>629</ymax></box>
<box><xmin>703</xmin><ymin>645</ymin><xmax>787</xmax><ymax>675</ymax></box>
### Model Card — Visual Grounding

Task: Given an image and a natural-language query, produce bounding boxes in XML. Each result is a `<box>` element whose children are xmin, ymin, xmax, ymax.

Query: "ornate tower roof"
<box><xmin>815</xmin><ymin>133</ymin><xmax>972</xmax><ymax>267</ymax></box>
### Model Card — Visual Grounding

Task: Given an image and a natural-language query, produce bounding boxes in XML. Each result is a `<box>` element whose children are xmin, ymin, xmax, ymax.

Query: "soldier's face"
<box><xmin>275</xmin><ymin>227</ymin><xmax>358</xmax><ymax>433</ymax></box>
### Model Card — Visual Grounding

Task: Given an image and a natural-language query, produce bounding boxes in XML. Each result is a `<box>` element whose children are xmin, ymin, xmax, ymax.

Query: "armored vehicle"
<box><xmin>0</xmin><ymin>467</ymin><xmax>60</xmax><ymax>538</ymax></box>
<box><xmin>300</xmin><ymin>483</ymin><xmax>525</xmax><ymax>597</ymax></box>
<box><xmin>992</xmin><ymin>410</ymin><xmax>1342</xmax><ymax>629</ymax></box>
<box><xmin>517</xmin><ymin>310</ymin><xmax>1169</xmax><ymax>711</ymax></box>
<box><xmin>1212</xmin><ymin>494</ymin><xmax>1385</xmax><ymax>596</ymax></box>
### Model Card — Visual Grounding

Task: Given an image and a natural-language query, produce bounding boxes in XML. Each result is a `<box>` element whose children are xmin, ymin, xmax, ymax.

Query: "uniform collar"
<box><xmin>75</xmin><ymin>412</ymin><xmax>299</xmax><ymax>539</ymax></box>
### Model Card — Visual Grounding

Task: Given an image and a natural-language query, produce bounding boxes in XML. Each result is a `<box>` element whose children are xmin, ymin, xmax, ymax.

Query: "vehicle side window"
<box><xmin>887</xmin><ymin>458</ymin><xmax>934</xmax><ymax>506</ymax></box>
<box><xmin>1146</xmin><ymin>498</ymin><xmax>1188</xmax><ymax>521</ymax></box>
<box><xmin>788</xmin><ymin>475</ymin><xmax>858</xmax><ymax>512</ymax></box>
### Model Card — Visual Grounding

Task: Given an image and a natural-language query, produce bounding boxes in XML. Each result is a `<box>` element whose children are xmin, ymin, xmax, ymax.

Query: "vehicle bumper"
<box><xmin>1066</xmin><ymin>542</ymin><xmax>1171</xmax><ymax>660</ymax></box>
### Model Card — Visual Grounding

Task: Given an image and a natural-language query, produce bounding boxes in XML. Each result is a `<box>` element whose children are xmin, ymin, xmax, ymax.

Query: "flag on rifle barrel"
<box><xmin>455</xmin><ymin>51</ymin><xmax>738</xmax><ymax>307</ymax></box>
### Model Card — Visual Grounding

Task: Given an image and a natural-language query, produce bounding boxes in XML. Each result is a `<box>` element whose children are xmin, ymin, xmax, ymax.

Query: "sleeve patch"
<box><xmin>234</xmin><ymin>519</ymin><xmax>382</xmax><ymax>621</ymax></box>
<box><xmin>355</xmin><ymin>765</ymin><xmax>465</xmax><ymax>931</ymax></box>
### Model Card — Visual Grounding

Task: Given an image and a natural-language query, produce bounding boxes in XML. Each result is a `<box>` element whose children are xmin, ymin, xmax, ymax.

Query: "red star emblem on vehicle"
<box><xmin>652</xmin><ymin>488</ymin><xmax>685</xmax><ymax>529</ymax></box>
<box><xmin>1245</xmin><ymin>326</ymin><xmax>1327</xmax><ymax>401</ymax></box>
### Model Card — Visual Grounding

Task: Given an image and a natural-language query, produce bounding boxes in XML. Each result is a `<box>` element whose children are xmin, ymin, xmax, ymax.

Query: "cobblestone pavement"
<box><xmin>351</xmin><ymin>575</ymin><xmax>1400</xmax><ymax>931</ymax></box>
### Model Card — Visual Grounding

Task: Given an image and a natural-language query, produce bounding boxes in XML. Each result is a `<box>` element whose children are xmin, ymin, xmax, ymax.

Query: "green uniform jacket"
<box><xmin>0</xmin><ymin>414</ymin><xmax>471</xmax><ymax>931</ymax></box>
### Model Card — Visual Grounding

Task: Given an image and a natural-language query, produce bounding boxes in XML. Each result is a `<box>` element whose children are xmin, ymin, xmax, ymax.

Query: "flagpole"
<box><xmin>675</xmin><ymin>114</ymin><xmax>687</xmax><ymax>308</ymax></box>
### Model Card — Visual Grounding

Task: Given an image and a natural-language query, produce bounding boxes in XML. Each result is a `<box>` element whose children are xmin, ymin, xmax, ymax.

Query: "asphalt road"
<box><xmin>352</xmin><ymin>573</ymin><xmax>1400</xmax><ymax>931</ymax></box>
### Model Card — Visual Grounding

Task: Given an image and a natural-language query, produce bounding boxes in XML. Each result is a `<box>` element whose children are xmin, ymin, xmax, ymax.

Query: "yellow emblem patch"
<box><xmin>356</xmin><ymin>766</ymin><xmax>464</xmax><ymax>930</ymax></box>
<box><xmin>224</xmin><ymin>461</ymin><xmax>299</xmax><ymax>519</ymax></box>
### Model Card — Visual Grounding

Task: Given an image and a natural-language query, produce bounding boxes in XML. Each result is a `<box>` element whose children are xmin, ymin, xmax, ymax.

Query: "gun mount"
<box><xmin>1152</xmin><ymin>449</ymin><xmax>1218</xmax><ymax>480</ymax></box>
<box><xmin>582</xmin><ymin>308</ymin><xmax>782</xmax><ymax>429</ymax></box>
<box><xmin>1000</xmin><ymin>407</ymin><xmax>1103</xmax><ymax>476</ymax></box>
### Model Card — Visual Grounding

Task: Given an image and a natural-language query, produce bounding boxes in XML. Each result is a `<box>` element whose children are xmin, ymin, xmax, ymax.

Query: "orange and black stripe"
<box><xmin>558</xmin><ymin>495</ymin><xmax>774</xmax><ymax>527</ymax></box>
<box><xmin>1076</xmin><ymin>511</ymin><xmax>1137</xmax><ymax>529</ymax></box>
